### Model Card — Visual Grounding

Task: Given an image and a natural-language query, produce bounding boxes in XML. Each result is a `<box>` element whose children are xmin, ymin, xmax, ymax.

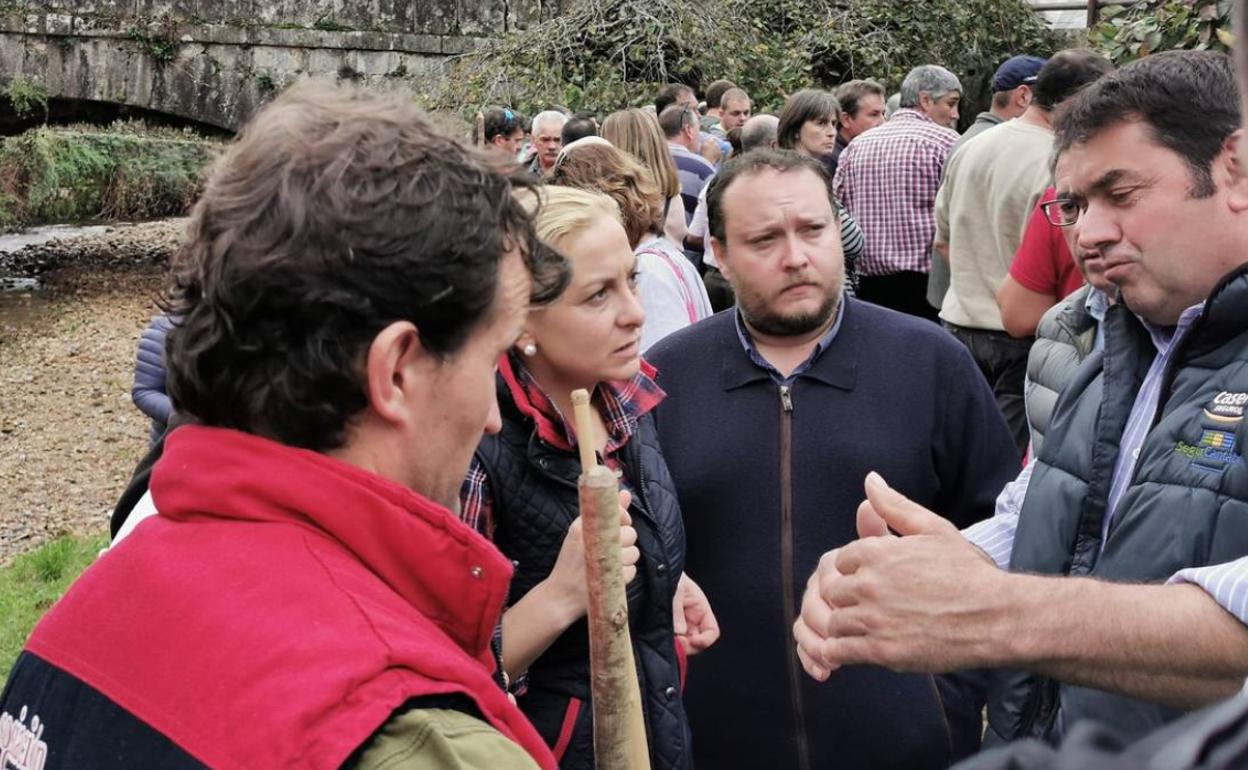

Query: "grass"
<box><xmin>0</xmin><ymin>531</ymin><xmax>108</xmax><ymax>678</ymax></box>
<box><xmin>0</xmin><ymin>123</ymin><xmax>220</xmax><ymax>231</ymax></box>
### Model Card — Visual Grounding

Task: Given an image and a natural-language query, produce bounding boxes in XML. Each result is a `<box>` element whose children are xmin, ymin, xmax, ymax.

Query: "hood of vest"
<box><xmin>152</xmin><ymin>425</ymin><xmax>513</xmax><ymax>658</ymax></box>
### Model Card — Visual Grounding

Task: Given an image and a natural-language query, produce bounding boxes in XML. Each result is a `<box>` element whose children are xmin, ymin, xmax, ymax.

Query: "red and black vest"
<box><xmin>0</xmin><ymin>426</ymin><xmax>555</xmax><ymax>770</ymax></box>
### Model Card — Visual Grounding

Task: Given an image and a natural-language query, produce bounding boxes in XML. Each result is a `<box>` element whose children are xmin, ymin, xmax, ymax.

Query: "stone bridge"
<box><xmin>0</xmin><ymin>1</ymin><xmax>564</xmax><ymax>132</ymax></box>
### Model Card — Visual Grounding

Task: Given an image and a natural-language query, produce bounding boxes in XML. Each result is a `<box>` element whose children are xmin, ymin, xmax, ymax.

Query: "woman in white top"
<box><xmin>551</xmin><ymin>138</ymin><xmax>713</xmax><ymax>351</ymax></box>
<box><xmin>600</xmin><ymin>108</ymin><xmax>689</xmax><ymax>246</ymax></box>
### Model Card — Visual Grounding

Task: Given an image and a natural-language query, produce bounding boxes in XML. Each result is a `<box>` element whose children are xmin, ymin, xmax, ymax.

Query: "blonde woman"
<box><xmin>551</xmin><ymin>139</ymin><xmax>712</xmax><ymax>351</ymax></box>
<box><xmin>601</xmin><ymin>108</ymin><xmax>688</xmax><ymax>245</ymax></box>
<box><xmin>461</xmin><ymin>186</ymin><xmax>716</xmax><ymax>769</ymax></box>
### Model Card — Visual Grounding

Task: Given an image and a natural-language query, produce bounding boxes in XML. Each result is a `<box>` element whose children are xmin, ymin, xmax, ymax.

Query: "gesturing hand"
<box><xmin>674</xmin><ymin>572</ymin><xmax>720</xmax><ymax>655</ymax></box>
<box><xmin>794</xmin><ymin>472</ymin><xmax>1004</xmax><ymax>678</ymax></box>
<box><xmin>699</xmin><ymin>136</ymin><xmax>723</xmax><ymax>165</ymax></box>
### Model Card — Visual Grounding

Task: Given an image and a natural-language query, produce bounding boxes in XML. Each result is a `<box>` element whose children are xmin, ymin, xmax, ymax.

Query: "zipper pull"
<box><xmin>779</xmin><ymin>384</ymin><xmax>793</xmax><ymax>413</ymax></box>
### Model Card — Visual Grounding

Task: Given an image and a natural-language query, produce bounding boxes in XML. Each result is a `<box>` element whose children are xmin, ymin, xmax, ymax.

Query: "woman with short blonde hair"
<box><xmin>461</xmin><ymin>183</ymin><xmax>714</xmax><ymax>769</ymax></box>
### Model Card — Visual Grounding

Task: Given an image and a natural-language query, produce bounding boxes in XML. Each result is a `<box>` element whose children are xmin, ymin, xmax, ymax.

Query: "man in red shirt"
<box><xmin>997</xmin><ymin>185</ymin><xmax>1088</xmax><ymax>338</ymax></box>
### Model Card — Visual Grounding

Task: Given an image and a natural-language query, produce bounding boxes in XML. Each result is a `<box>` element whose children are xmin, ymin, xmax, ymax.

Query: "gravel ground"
<box><xmin>0</xmin><ymin>221</ymin><xmax>184</xmax><ymax>563</ymax></box>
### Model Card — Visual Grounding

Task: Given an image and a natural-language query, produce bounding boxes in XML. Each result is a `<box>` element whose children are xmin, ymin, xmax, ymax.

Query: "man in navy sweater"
<box><xmin>647</xmin><ymin>149</ymin><xmax>1019</xmax><ymax>770</ymax></box>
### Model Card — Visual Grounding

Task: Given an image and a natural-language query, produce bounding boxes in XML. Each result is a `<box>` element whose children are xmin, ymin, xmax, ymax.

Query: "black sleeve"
<box><xmin>932</xmin><ymin>342</ymin><xmax>1022</xmax><ymax>529</ymax></box>
<box><xmin>109</xmin><ymin>414</ymin><xmax>194</xmax><ymax>538</ymax></box>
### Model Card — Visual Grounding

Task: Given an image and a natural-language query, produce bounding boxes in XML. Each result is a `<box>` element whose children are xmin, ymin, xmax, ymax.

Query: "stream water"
<box><xmin>0</xmin><ymin>224</ymin><xmax>110</xmax><ymax>329</ymax></box>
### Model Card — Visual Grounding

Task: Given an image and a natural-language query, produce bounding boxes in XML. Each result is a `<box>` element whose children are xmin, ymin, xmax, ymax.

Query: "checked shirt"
<box><xmin>833</xmin><ymin>108</ymin><xmax>958</xmax><ymax>277</ymax></box>
<box><xmin>460</xmin><ymin>352</ymin><xmax>665</xmax><ymax>538</ymax></box>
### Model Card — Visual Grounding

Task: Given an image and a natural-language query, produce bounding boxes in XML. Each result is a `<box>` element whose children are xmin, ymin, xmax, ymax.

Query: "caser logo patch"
<box><xmin>1203</xmin><ymin>391</ymin><xmax>1248</xmax><ymax>423</ymax></box>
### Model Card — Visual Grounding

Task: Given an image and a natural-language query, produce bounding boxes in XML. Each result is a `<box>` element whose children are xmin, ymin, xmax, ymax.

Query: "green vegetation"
<box><xmin>2</xmin><ymin>75</ymin><xmax>48</xmax><ymax>120</ymax></box>
<box><xmin>256</xmin><ymin>72</ymin><xmax>278</xmax><ymax>95</ymax></box>
<box><xmin>430</xmin><ymin>0</ymin><xmax>1056</xmax><ymax>118</ymax></box>
<box><xmin>0</xmin><ymin>531</ymin><xmax>108</xmax><ymax>678</ymax></box>
<box><xmin>126</xmin><ymin>19</ymin><xmax>180</xmax><ymax>63</ymax></box>
<box><xmin>0</xmin><ymin>123</ymin><xmax>219</xmax><ymax>231</ymax></box>
<box><xmin>312</xmin><ymin>14</ymin><xmax>354</xmax><ymax>32</ymax></box>
<box><xmin>1091</xmin><ymin>0</ymin><xmax>1234</xmax><ymax>64</ymax></box>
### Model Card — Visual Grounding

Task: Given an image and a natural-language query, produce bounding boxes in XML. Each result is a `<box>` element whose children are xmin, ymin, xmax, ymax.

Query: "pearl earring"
<box><xmin>522</xmin><ymin>343</ymin><xmax>538</xmax><ymax>357</ymax></box>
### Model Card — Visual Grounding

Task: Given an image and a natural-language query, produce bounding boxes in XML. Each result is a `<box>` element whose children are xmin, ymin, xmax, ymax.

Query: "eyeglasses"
<box><xmin>1040</xmin><ymin>197</ymin><xmax>1081</xmax><ymax>228</ymax></box>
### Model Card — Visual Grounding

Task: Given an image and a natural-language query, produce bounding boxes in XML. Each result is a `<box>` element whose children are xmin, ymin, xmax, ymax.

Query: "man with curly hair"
<box><xmin>0</xmin><ymin>83</ymin><xmax>569</xmax><ymax>770</ymax></box>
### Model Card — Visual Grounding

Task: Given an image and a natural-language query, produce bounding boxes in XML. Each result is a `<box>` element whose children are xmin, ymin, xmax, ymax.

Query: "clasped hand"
<box><xmin>547</xmin><ymin>490</ymin><xmax>641</xmax><ymax>618</ymax></box>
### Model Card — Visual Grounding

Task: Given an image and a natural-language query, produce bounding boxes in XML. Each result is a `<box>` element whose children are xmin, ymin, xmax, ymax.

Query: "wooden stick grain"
<box><xmin>570</xmin><ymin>388</ymin><xmax>651</xmax><ymax>770</ymax></box>
<box><xmin>571</xmin><ymin>388</ymin><xmax>597</xmax><ymax>471</ymax></box>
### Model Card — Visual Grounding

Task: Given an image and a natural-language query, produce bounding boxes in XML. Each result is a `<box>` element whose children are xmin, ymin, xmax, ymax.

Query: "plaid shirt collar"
<box><xmin>498</xmin><ymin>352</ymin><xmax>665</xmax><ymax>455</ymax></box>
<box><xmin>889</xmin><ymin>107</ymin><xmax>939</xmax><ymax>126</ymax></box>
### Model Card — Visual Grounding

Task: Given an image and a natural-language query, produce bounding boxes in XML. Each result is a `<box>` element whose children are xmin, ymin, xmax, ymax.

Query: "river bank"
<box><xmin>0</xmin><ymin>220</ymin><xmax>182</xmax><ymax>563</ymax></box>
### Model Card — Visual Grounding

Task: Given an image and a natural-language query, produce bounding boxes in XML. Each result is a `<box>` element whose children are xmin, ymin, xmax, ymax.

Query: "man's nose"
<box><xmin>1076</xmin><ymin>200</ymin><xmax>1121</xmax><ymax>253</ymax></box>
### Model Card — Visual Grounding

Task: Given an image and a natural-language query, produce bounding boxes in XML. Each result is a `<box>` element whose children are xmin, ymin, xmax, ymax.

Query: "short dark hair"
<box><xmin>473</xmin><ymin>105</ymin><xmax>525</xmax><ymax>144</ymax></box>
<box><xmin>1055</xmin><ymin>50</ymin><xmax>1239</xmax><ymax>198</ymax></box>
<box><xmin>164</xmin><ymin>83</ymin><xmax>569</xmax><ymax>451</ymax></box>
<box><xmin>706</xmin><ymin>149</ymin><xmax>837</xmax><ymax>243</ymax></box>
<box><xmin>657</xmin><ymin>104</ymin><xmax>697</xmax><ymax>138</ymax></box>
<box><xmin>1031</xmin><ymin>48</ymin><xmax>1113</xmax><ymax>110</ymax></box>
<box><xmin>561</xmin><ymin>115</ymin><xmax>598</xmax><ymax>145</ymax></box>
<box><xmin>777</xmin><ymin>89</ymin><xmax>840</xmax><ymax>151</ymax></box>
<box><xmin>655</xmin><ymin>83</ymin><xmax>694</xmax><ymax>114</ymax></box>
<box><xmin>705</xmin><ymin>79</ymin><xmax>738</xmax><ymax>110</ymax></box>
<box><xmin>835</xmin><ymin>79</ymin><xmax>885</xmax><ymax>118</ymax></box>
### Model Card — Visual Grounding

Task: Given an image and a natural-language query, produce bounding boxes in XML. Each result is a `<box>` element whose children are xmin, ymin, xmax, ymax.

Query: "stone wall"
<box><xmin>0</xmin><ymin>0</ymin><xmax>566</xmax><ymax>130</ymax></box>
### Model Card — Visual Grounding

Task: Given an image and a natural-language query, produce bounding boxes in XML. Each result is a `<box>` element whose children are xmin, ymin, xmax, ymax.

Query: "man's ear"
<box><xmin>710</xmin><ymin>237</ymin><xmax>734</xmax><ymax>282</ymax></box>
<box><xmin>1221</xmin><ymin>129</ymin><xmax>1248</xmax><ymax>214</ymax></box>
<box><xmin>363</xmin><ymin>321</ymin><xmax>426</xmax><ymax>427</ymax></box>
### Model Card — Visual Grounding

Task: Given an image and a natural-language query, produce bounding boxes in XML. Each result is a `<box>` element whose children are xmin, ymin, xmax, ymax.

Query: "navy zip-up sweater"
<box><xmin>648</xmin><ymin>299</ymin><xmax>1020</xmax><ymax>770</ymax></box>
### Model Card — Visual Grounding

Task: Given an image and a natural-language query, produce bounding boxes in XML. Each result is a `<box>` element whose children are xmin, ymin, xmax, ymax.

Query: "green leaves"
<box><xmin>1092</xmin><ymin>0</ymin><xmax>1234</xmax><ymax>65</ymax></box>
<box><xmin>432</xmin><ymin>0</ymin><xmax>1055</xmax><ymax>119</ymax></box>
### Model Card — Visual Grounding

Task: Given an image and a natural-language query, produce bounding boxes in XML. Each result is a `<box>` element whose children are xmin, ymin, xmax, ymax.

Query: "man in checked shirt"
<box><xmin>833</xmin><ymin>64</ymin><xmax>962</xmax><ymax>322</ymax></box>
<box><xmin>797</xmin><ymin>49</ymin><xmax>1248</xmax><ymax>751</ymax></box>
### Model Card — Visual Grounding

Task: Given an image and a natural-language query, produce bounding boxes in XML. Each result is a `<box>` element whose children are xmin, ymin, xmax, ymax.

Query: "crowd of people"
<box><xmin>7</xmin><ymin>6</ymin><xmax>1248</xmax><ymax>770</ymax></box>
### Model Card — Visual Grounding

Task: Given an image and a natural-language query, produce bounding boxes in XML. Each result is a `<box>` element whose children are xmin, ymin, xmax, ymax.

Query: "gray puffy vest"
<box><xmin>987</xmin><ymin>267</ymin><xmax>1248</xmax><ymax>745</ymax></box>
<box><xmin>1025</xmin><ymin>285</ymin><xmax>1098</xmax><ymax>455</ymax></box>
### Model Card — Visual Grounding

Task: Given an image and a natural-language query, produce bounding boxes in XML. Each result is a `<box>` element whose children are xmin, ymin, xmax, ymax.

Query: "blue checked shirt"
<box><xmin>733</xmin><ymin>299</ymin><xmax>845</xmax><ymax>385</ymax></box>
<box><xmin>963</xmin><ymin>302</ymin><xmax>1248</xmax><ymax>629</ymax></box>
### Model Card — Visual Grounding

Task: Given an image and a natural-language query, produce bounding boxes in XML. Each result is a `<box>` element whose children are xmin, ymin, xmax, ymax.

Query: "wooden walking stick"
<box><xmin>571</xmin><ymin>388</ymin><xmax>652</xmax><ymax>770</ymax></box>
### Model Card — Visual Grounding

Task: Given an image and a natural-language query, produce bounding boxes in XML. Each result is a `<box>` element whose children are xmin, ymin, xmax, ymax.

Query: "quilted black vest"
<box><xmin>474</xmin><ymin>378</ymin><xmax>692</xmax><ymax>770</ymax></box>
<box><xmin>987</xmin><ymin>266</ymin><xmax>1248</xmax><ymax>746</ymax></box>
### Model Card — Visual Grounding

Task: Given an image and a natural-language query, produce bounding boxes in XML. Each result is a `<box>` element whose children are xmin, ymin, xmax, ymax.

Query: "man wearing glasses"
<box><xmin>796</xmin><ymin>49</ymin><xmax>1248</xmax><ymax>749</ymax></box>
<box><xmin>1013</xmin><ymin>171</ymin><xmax>1117</xmax><ymax>456</ymax></box>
